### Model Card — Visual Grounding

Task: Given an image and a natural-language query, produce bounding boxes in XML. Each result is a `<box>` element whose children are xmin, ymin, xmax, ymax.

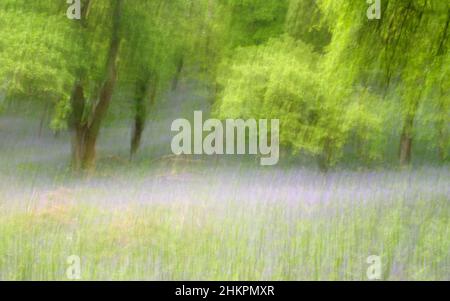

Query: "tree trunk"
<box><xmin>130</xmin><ymin>75</ymin><xmax>159</xmax><ymax>159</ymax></box>
<box><xmin>318</xmin><ymin>137</ymin><xmax>333</xmax><ymax>172</ymax></box>
<box><xmin>399</xmin><ymin>114</ymin><xmax>414</xmax><ymax>166</ymax></box>
<box><xmin>435</xmin><ymin>13</ymin><xmax>450</xmax><ymax>161</ymax></box>
<box><xmin>68</xmin><ymin>0</ymin><xmax>93</xmax><ymax>171</ymax></box>
<box><xmin>130</xmin><ymin>115</ymin><xmax>145</xmax><ymax>160</ymax></box>
<box><xmin>398</xmin><ymin>83</ymin><xmax>422</xmax><ymax>166</ymax></box>
<box><xmin>130</xmin><ymin>79</ymin><xmax>148</xmax><ymax>159</ymax></box>
<box><xmin>399</xmin><ymin>131</ymin><xmax>412</xmax><ymax>166</ymax></box>
<box><xmin>436</xmin><ymin>92</ymin><xmax>448</xmax><ymax>161</ymax></box>
<box><xmin>80</xmin><ymin>0</ymin><xmax>123</xmax><ymax>171</ymax></box>
<box><xmin>81</xmin><ymin>61</ymin><xmax>119</xmax><ymax>170</ymax></box>
<box><xmin>171</xmin><ymin>56</ymin><xmax>184</xmax><ymax>91</ymax></box>
<box><xmin>38</xmin><ymin>102</ymin><xmax>50</xmax><ymax>137</ymax></box>
<box><xmin>69</xmin><ymin>81</ymin><xmax>86</xmax><ymax>170</ymax></box>
<box><xmin>437</xmin><ymin>124</ymin><xmax>447</xmax><ymax>161</ymax></box>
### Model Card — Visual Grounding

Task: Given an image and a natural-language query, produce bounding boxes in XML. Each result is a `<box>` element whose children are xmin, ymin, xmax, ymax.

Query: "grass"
<box><xmin>0</xmin><ymin>190</ymin><xmax>448</xmax><ymax>280</ymax></box>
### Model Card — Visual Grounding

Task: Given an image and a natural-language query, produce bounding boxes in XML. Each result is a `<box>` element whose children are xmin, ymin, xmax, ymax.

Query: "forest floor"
<box><xmin>0</xmin><ymin>112</ymin><xmax>449</xmax><ymax>280</ymax></box>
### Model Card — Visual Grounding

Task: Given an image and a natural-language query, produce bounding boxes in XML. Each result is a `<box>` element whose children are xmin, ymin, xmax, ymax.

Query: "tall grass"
<box><xmin>0</xmin><ymin>190</ymin><xmax>448</xmax><ymax>280</ymax></box>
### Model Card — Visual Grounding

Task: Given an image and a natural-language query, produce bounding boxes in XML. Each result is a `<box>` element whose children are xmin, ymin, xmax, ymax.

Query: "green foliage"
<box><xmin>216</xmin><ymin>37</ymin><xmax>320</xmax><ymax>150</ymax></box>
<box><xmin>225</xmin><ymin>0</ymin><xmax>289</xmax><ymax>47</ymax></box>
<box><xmin>0</xmin><ymin>1</ymin><xmax>77</xmax><ymax>117</ymax></box>
<box><xmin>0</xmin><ymin>0</ymin><xmax>122</xmax><ymax>129</ymax></box>
<box><xmin>120</xmin><ymin>1</ymin><xmax>189</xmax><ymax>90</ymax></box>
<box><xmin>215</xmin><ymin>35</ymin><xmax>382</xmax><ymax>166</ymax></box>
<box><xmin>285</xmin><ymin>0</ymin><xmax>331</xmax><ymax>52</ymax></box>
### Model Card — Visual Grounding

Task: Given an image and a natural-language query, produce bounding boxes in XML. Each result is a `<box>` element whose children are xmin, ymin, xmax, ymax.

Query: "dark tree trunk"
<box><xmin>69</xmin><ymin>81</ymin><xmax>87</xmax><ymax>170</ymax></box>
<box><xmin>79</xmin><ymin>0</ymin><xmax>123</xmax><ymax>171</ymax></box>
<box><xmin>130</xmin><ymin>79</ymin><xmax>148</xmax><ymax>159</ymax></box>
<box><xmin>81</xmin><ymin>54</ymin><xmax>120</xmax><ymax>170</ymax></box>
<box><xmin>171</xmin><ymin>56</ymin><xmax>184</xmax><ymax>91</ymax></box>
<box><xmin>130</xmin><ymin>115</ymin><xmax>145</xmax><ymax>160</ymax></box>
<box><xmin>435</xmin><ymin>13</ymin><xmax>450</xmax><ymax>161</ymax></box>
<box><xmin>437</xmin><ymin>125</ymin><xmax>447</xmax><ymax>161</ymax></box>
<box><xmin>318</xmin><ymin>137</ymin><xmax>333</xmax><ymax>172</ymax></box>
<box><xmin>398</xmin><ymin>86</ymin><xmax>422</xmax><ymax>166</ymax></box>
<box><xmin>68</xmin><ymin>0</ymin><xmax>93</xmax><ymax>171</ymax></box>
<box><xmin>38</xmin><ymin>102</ymin><xmax>50</xmax><ymax>137</ymax></box>
<box><xmin>399</xmin><ymin>114</ymin><xmax>415</xmax><ymax>166</ymax></box>
<box><xmin>399</xmin><ymin>131</ymin><xmax>412</xmax><ymax>166</ymax></box>
<box><xmin>130</xmin><ymin>75</ymin><xmax>159</xmax><ymax>159</ymax></box>
<box><xmin>436</xmin><ymin>93</ymin><xmax>448</xmax><ymax>162</ymax></box>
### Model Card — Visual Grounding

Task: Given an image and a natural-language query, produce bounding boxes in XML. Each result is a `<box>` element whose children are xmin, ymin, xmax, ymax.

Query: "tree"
<box><xmin>317</xmin><ymin>0</ymin><xmax>450</xmax><ymax>165</ymax></box>
<box><xmin>0</xmin><ymin>1</ymin><xmax>77</xmax><ymax>124</ymax></box>
<box><xmin>0</xmin><ymin>0</ymin><xmax>188</xmax><ymax>169</ymax></box>
<box><xmin>122</xmin><ymin>0</ymin><xmax>211</xmax><ymax>158</ymax></box>
<box><xmin>120</xmin><ymin>0</ymin><xmax>176</xmax><ymax>159</ymax></box>
<box><xmin>67</xmin><ymin>0</ymin><xmax>124</xmax><ymax>171</ymax></box>
<box><xmin>215</xmin><ymin>36</ymin><xmax>381</xmax><ymax>169</ymax></box>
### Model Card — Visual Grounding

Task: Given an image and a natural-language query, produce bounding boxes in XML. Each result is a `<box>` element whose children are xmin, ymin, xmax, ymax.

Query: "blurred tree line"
<box><xmin>0</xmin><ymin>0</ymin><xmax>448</xmax><ymax>170</ymax></box>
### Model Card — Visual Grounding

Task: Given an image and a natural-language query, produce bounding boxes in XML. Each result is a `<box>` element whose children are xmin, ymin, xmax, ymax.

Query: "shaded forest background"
<box><xmin>0</xmin><ymin>0</ymin><xmax>448</xmax><ymax>171</ymax></box>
